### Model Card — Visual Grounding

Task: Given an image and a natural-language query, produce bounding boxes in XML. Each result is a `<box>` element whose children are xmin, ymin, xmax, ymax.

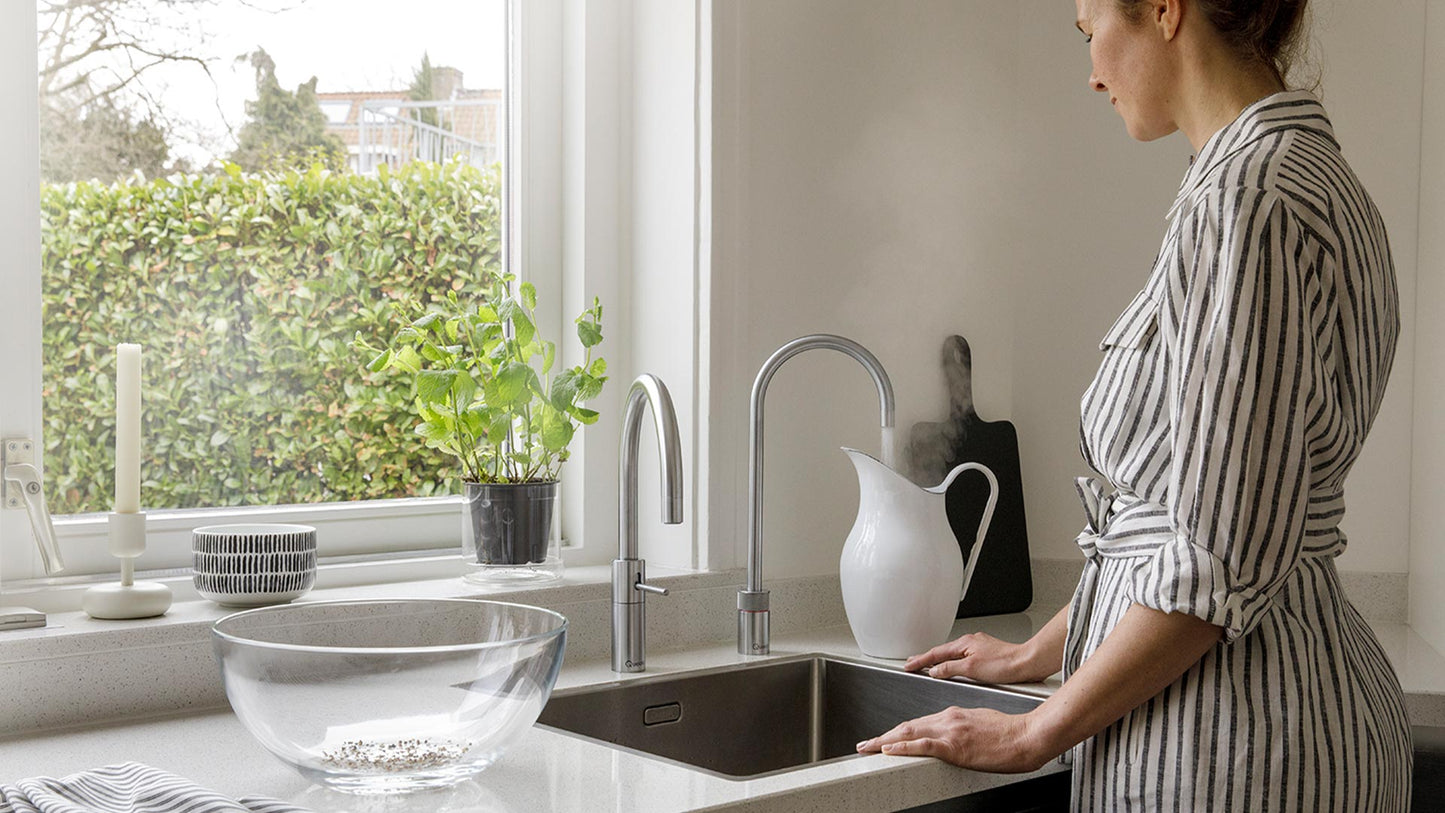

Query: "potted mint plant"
<box><xmin>357</xmin><ymin>273</ymin><xmax>606</xmax><ymax>581</ymax></box>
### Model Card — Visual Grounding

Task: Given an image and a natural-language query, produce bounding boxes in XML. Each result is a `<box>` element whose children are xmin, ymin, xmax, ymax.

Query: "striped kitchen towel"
<box><xmin>0</xmin><ymin>763</ymin><xmax>310</xmax><ymax>813</ymax></box>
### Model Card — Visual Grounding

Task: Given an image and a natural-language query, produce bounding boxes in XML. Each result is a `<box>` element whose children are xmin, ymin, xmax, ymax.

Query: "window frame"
<box><xmin>0</xmin><ymin>0</ymin><xmax>619</xmax><ymax>590</ymax></box>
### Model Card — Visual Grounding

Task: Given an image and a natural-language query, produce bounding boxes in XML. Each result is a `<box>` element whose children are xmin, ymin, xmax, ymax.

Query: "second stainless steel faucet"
<box><xmin>739</xmin><ymin>335</ymin><xmax>895</xmax><ymax>656</ymax></box>
<box><xmin>612</xmin><ymin>374</ymin><xmax>685</xmax><ymax>673</ymax></box>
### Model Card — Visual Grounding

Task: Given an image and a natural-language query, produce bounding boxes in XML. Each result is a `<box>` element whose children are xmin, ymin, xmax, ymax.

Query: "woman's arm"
<box><xmin>903</xmin><ymin>603</ymin><xmax>1070</xmax><ymax>684</ymax></box>
<box><xmin>1027</xmin><ymin>604</ymin><xmax>1220</xmax><ymax>757</ymax></box>
<box><xmin>858</xmin><ymin>604</ymin><xmax>1221</xmax><ymax>772</ymax></box>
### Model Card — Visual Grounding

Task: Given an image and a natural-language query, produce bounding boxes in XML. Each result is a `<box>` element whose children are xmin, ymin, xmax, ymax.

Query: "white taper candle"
<box><xmin>115</xmin><ymin>343</ymin><xmax>142</xmax><ymax>514</ymax></box>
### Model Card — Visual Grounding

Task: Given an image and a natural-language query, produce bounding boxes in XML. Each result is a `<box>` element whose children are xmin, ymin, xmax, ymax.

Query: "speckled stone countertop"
<box><xmin>1</xmin><ymin>566</ymin><xmax>1441</xmax><ymax>812</ymax></box>
<box><xmin>0</xmin><ymin>615</ymin><xmax>1068</xmax><ymax>813</ymax></box>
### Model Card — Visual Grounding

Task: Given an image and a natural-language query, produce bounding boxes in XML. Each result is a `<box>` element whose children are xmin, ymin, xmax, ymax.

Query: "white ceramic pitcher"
<box><xmin>838</xmin><ymin>448</ymin><xmax>999</xmax><ymax>659</ymax></box>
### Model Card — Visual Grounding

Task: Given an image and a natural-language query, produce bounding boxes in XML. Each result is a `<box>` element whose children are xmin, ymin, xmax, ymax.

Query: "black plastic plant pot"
<box><xmin>463</xmin><ymin>481</ymin><xmax>558</xmax><ymax>565</ymax></box>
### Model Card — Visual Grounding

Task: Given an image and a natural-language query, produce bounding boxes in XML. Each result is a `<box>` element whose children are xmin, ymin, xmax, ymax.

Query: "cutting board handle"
<box><xmin>943</xmin><ymin>335</ymin><xmax>979</xmax><ymax>422</ymax></box>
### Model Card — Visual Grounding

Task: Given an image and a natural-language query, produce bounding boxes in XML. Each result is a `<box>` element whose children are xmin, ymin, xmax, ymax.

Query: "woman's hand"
<box><xmin>904</xmin><ymin>632</ymin><xmax>1049</xmax><ymax>684</ymax></box>
<box><xmin>855</xmin><ymin>707</ymin><xmax>1051</xmax><ymax>773</ymax></box>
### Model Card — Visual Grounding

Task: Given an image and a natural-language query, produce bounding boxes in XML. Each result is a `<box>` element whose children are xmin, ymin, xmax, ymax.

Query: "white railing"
<box><xmin>354</xmin><ymin>98</ymin><xmax>499</xmax><ymax>174</ymax></box>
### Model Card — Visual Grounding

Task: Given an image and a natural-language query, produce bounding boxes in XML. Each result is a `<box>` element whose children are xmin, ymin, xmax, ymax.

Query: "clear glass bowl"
<box><xmin>212</xmin><ymin>598</ymin><xmax>567</xmax><ymax>794</ymax></box>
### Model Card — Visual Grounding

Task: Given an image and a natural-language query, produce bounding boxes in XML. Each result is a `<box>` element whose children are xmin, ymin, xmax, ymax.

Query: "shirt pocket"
<box><xmin>1099</xmin><ymin>289</ymin><xmax>1160</xmax><ymax>351</ymax></box>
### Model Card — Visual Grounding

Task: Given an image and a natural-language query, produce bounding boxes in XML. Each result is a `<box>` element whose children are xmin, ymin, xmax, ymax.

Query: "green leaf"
<box><xmin>486</xmin><ymin>362</ymin><xmax>536</xmax><ymax>408</ymax></box>
<box><xmin>366</xmin><ymin>348</ymin><xmax>392</xmax><ymax>373</ymax></box>
<box><xmin>393</xmin><ymin>345</ymin><xmax>423</xmax><ymax>374</ymax></box>
<box><xmin>510</xmin><ymin>309</ymin><xmax>536</xmax><ymax>348</ymax></box>
<box><xmin>541</xmin><ymin>412</ymin><xmax>574</xmax><ymax>451</ymax></box>
<box><xmin>416</xmin><ymin>369</ymin><xmax>458</xmax><ymax>404</ymax></box>
<box><xmin>520</xmin><ymin>281</ymin><xmax>537</xmax><ymax>311</ymax></box>
<box><xmin>452</xmin><ymin>371</ymin><xmax>478</xmax><ymax>405</ymax></box>
<box><xmin>416</xmin><ymin>419</ymin><xmax>453</xmax><ymax>444</ymax></box>
<box><xmin>485</xmin><ymin>413</ymin><xmax>513</xmax><ymax>446</ymax></box>
<box><xmin>577</xmin><ymin>319</ymin><xmax>602</xmax><ymax>348</ymax></box>
<box><xmin>495</xmin><ymin>296</ymin><xmax>521</xmax><ymax>324</ymax></box>
<box><xmin>575</xmin><ymin>371</ymin><xmax>605</xmax><ymax>401</ymax></box>
<box><xmin>419</xmin><ymin>343</ymin><xmax>456</xmax><ymax>364</ymax></box>
<box><xmin>460</xmin><ymin>405</ymin><xmax>489</xmax><ymax>437</ymax></box>
<box><xmin>550</xmin><ymin>369</ymin><xmax>581</xmax><ymax>411</ymax></box>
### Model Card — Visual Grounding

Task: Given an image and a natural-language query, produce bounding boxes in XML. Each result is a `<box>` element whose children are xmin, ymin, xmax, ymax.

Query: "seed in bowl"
<box><xmin>321</xmin><ymin>738</ymin><xmax>474</xmax><ymax>773</ymax></box>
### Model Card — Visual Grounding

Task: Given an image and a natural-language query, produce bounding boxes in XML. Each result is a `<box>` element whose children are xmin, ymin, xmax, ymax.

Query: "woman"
<box><xmin>857</xmin><ymin>0</ymin><xmax>1413</xmax><ymax>810</ymax></box>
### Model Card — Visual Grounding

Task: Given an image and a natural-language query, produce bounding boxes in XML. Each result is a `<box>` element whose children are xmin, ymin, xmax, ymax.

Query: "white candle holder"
<box><xmin>81</xmin><ymin>512</ymin><xmax>172</xmax><ymax>620</ymax></box>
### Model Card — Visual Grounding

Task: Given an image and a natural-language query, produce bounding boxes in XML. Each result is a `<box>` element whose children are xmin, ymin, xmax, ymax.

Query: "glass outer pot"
<box><xmin>211</xmin><ymin>598</ymin><xmax>568</xmax><ymax>795</ymax></box>
<box><xmin>461</xmin><ymin>480</ymin><xmax>563</xmax><ymax>585</ymax></box>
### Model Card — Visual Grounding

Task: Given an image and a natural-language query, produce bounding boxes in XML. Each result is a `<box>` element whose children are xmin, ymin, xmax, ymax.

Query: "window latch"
<box><xmin>2</xmin><ymin>439</ymin><xmax>66</xmax><ymax>576</ymax></box>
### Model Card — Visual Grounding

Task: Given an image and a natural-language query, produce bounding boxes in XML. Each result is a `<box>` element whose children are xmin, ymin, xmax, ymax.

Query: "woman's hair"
<box><xmin>1119</xmin><ymin>0</ymin><xmax>1311</xmax><ymax>84</ymax></box>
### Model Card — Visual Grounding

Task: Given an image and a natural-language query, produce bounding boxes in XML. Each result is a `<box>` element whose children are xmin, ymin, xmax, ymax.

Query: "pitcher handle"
<box><xmin>949</xmin><ymin>463</ymin><xmax>999</xmax><ymax>603</ymax></box>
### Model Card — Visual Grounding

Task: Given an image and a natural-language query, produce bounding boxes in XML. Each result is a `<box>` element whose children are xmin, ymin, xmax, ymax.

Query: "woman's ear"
<box><xmin>1155</xmin><ymin>0</ymin><xmax>1182</xmax><ymax>41</ymax></box>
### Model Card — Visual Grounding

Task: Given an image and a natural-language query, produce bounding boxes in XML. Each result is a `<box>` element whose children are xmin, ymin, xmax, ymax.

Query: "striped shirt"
<box><xmin>1067</xmin><ymin>91</ymin><xmax>1412</xmax><ymax>811</ymax></box>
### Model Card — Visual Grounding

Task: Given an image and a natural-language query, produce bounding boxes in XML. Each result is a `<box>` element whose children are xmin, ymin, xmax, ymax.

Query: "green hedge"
<box><xmin>41</xmin><ymin>160</ymin><xmax>502</xmax><ymax>514</ymax></box>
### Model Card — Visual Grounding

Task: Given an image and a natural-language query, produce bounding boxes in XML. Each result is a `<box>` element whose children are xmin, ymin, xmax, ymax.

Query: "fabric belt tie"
<box><xmin>1062</xmin><ymin>476</ymin><xmax>1344</xmax><ymax>683</ymax></box>
<box><xmin>1063</xmin><ymin>476</ymin><xmax>1112</xmax><ymax>682</ymax></box>
<box><xmin>1074</xmin><ymin>476</ymin><xmax>1115</xmax><ymax>559</ymax></box>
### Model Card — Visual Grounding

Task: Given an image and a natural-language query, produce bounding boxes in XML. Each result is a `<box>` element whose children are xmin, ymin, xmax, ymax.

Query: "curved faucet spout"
<box><xmin>619</xmin><ymin>374</ymin><xmax>685</xmax><ymax>560</ymax></box>
<box><xmin>740</xmin><ymin>335</ymin><xmax>894</xmax><ymax>655</ymax></box>
<box><xmin>613</xmin><ymin>374</ymin><xmax>684</xmax><ymax>673</ymax></box>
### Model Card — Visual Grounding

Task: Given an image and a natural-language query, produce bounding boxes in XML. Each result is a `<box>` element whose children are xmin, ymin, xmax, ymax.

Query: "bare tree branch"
<box><xmin>37</xmin><ymin>0</ymin><xmax>258</xmax><ymax>115</ymax></box>
<box><xmin>36</xmin><ymin>0</ymin><xmax>307</xmax><ymax>178</ymax></box>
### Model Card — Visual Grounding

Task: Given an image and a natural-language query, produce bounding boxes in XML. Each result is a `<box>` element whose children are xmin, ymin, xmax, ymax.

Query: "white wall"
<box><xmin>1410</xmin><ymin>2</ymin><xmax>1445</xmax><ymax>653</ymax></box>
<box><xmin>709</xmin><ymin>0</ymin><xmax>1426</xmax><ymax>586</ymax></box>
<box><xmin>711</xmin><ymin>0</ymin><xmax>1027</xmax><ymax>580</ymax></box>
<box><xmin>1308</xmin><ymin>0</ymin><xmax>1424</xmax><ymax>576</ymax></box>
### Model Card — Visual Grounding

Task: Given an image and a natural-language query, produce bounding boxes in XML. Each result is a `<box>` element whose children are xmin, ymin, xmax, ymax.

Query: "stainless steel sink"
<box><xmin>536</xmin><ymin>654</ymin><xmax>1043</xmax><ymax>780</ymax></box>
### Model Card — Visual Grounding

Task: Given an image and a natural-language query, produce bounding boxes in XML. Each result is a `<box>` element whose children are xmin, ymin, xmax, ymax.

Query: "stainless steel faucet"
<box><xmin>739</xmin><ymin>335</ymin><xmax>894</xmax><ymax>656</ymax></box>
<box><xmin>612</xmin><ymin>374</ymin><xmax>685</xmax><ymax>672</ymax></box>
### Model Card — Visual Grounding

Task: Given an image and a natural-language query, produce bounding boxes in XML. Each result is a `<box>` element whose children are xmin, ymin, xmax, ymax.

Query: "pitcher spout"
<box><xmin>841</xmin><ymin>446</ymin><xmax>913</xmax><ymax>485</ymax></box>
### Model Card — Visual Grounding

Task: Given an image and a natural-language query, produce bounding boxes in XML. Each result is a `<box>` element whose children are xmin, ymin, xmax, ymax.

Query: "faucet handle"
<box><xmin>3</xmin><ymin>441</ymin><xmax>65</xmax><ymax>576</ymax></box>
<box><xmin>635</xmin><ymin>581</ymin><xmax>669</xmax><ymax>597</ymax></box>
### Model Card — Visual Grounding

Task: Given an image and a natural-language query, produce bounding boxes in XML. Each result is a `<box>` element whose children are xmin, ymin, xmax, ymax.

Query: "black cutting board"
<box><xmin>909</xmin><ymin>335</ymin><xmax>1032</xmax><ymax>618</ymax></box>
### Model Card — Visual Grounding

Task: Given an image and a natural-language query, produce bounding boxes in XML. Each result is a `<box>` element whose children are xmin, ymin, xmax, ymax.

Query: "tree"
<box><xmin>407</xmin><ymin>52</ymin><xmax>440</xmax><ymax>128</ymax></box>
<box><xmin>37</xmin><ymin>0</ymin><xmax>218</xmax><ymax>182</ymax></box>
<box><xmin>228</xmin><ymin>48</ymin><xmax>346</xmax><ymax>172</ymax></box>
<box><xmin>37</xmin><ymin>0</ymin><xmax>215</xmax><ymax>115</ymax></box>
<box><xmin>40</xmin><ymin>98</ymin><xmax>184</xmax><ymax>184</ymax></box>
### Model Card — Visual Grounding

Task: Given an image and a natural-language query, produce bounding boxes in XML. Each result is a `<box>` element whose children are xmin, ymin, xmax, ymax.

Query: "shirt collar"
<box><xmin>1166</xmin><ymin>90</ymin><xmax>1336</xmax><ymax>220</ymax></box>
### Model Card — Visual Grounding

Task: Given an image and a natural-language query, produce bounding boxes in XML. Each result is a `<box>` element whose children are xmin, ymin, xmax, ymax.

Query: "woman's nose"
<box><xmin>1089</xmin><ymin>73</ymin><xmax>1106</xmax><ymax>92</ymax></box>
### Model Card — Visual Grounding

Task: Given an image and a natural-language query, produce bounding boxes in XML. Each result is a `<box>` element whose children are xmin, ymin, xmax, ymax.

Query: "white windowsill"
<box><xmin>5</xmin><ymin>546</ymin><xmax>466</xmax><ymax>615</ymax></box>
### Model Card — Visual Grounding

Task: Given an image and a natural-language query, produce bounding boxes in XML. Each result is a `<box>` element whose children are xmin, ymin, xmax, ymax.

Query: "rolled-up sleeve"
<box><xmin>1128</xmin><ymin>188</ymin><xmax>1323</xmax><ymax>642</ymax></box>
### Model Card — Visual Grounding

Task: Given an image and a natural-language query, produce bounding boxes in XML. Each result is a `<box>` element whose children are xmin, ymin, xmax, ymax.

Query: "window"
<box><xmin>2</xmin><ymin>0</ymin><xmax>529</xmax><ymax>584</ymax></box>
<box><xmin>2</xmin><ymin>0</ymin><xmax>705</xmax><ymax>595</ymax></box>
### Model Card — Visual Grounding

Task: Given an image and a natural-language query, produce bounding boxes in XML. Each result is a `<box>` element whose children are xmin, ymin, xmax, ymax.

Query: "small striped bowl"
<box><xmin>192</xmin><ymin>523</ymin><xmax>317</xmax><ymax>607</ymax></box>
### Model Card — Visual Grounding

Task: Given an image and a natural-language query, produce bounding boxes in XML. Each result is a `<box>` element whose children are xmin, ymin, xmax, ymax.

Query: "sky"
<box><xmin>74</xmin><ymin>0</ymin><xmax>507</xmax><ymax>166</ymax></box>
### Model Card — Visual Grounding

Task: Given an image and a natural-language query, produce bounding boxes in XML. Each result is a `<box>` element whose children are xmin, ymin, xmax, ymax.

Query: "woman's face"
<box><xmin>1075</xmin><ymin>0</ymin><xmax>1178</xmax><ymax>141</ymax></box>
